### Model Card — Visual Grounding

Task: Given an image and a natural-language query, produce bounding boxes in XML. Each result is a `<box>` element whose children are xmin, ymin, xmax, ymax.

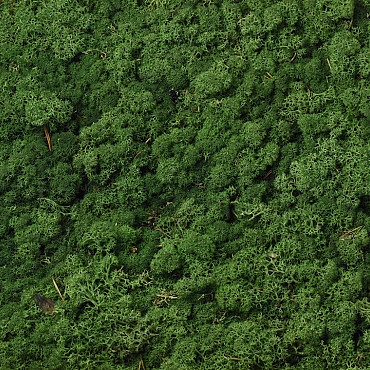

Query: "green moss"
<box><xmin>0</xmin><ymin>0</ymin><xmax>369</xmax><ymax>368</ymax></box>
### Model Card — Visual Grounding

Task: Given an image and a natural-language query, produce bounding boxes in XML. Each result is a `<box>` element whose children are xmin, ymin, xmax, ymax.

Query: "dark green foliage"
<box><xmin>150</xmin><ymin>240</ymin><xmax>183</xmax><ymax>276</ymax></box>
<box><xmin>25</xmin><ymin>91</ymin><xmax>73</xmax><ymax>129</ymax></box>
<box><xmin>0</xmin><ymin>0</ymin><xmax>369</xmax><ymax>368</ymax></box>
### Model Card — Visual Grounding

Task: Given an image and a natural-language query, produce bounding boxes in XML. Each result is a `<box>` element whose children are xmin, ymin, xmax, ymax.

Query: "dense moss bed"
<box><xmin>0</xmin><ymin>0</ymin><xmax>369</xmax><ymax>368</ymax></box>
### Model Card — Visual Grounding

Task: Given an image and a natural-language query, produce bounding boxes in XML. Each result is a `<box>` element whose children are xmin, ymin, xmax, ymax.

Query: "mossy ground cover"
<box><xmin>0</xmin><ymin>0</ymin><xmax>369</xmax><ymax>368</ymax></box>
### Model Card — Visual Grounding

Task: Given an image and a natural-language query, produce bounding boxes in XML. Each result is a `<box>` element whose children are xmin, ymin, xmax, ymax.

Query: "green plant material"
<box><xmin>25</xmin><ymin>91</ymin><xmax>72</xmax><ymax>129</ymax></box>
<box><xmin>0</xmin><ymin>0</ymin><xmax>369</xmax><ymax>368</ymax></box>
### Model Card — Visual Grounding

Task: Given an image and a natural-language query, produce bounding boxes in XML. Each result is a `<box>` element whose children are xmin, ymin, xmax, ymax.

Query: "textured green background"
<box><xmin>0</xmin><ymin>0</ymin><xmax>369</xmax><ymax>368</ymax></box>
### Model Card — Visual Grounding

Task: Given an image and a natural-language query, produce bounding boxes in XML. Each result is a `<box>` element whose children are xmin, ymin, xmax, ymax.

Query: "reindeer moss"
<box><xmin>0</xmin><ymin>0</ymin><xmax>369</xmax><ymax>368</ymax></box>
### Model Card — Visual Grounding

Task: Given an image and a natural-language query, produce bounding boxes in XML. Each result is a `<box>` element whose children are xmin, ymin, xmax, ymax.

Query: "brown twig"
<box><xmin>263</xmin><ymin>169</ymin><xmax>272</xmax><ymax>179</ymax></box>
<box><xmin>43</xmin><ymin>125</ymin><xmax>52</xmax><ymax>152</ymax></box>
<box><xmin>326</xmin><ymin>58</ymin><xmax>332</xmax><ymax>70</ymax></box>
<box><xmin>339</xmin><ymin>226</ymin><xmax>363</xmax><ymax>240</ymax></box>
<box><xmin>134</xmin><ymin>150</ymin><xmax>143</xmax><ymax>159</ymax></box>
<box><xmin>290</xmin><ymin>52</ymin><xmax>297</xmax><ymax>63</ymax></box>
<box><xmin>139</xmin><ymin>355</ymin><xmax>146</xmax><ymax>370</ymax></box>
<box><xmin>155</xmin><ymin>226</ymin><xmax>172</xmax><ymax>238</ymax></box>
<box><xmin>52</xmin><ymin>277</ymin><xmax>65</xmax><ymax>301</ymax></box>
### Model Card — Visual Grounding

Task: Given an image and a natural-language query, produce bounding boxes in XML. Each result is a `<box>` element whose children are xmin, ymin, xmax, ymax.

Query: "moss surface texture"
<box><xmin>0</xmin><ymin>0</ymin><xmax>369</xmax><ymax>368</ymax></box>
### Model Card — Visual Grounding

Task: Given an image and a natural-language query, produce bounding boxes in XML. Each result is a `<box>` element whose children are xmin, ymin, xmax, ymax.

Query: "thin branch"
<box><xmin>52</xmin><ymin>277</ymin><xmax>65</xmax><ymax>301</ymax></box>
<box><xmin>43</xmin><ymin>125</ymin><xmax>52</xmax><ymax>152</ymax></box>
